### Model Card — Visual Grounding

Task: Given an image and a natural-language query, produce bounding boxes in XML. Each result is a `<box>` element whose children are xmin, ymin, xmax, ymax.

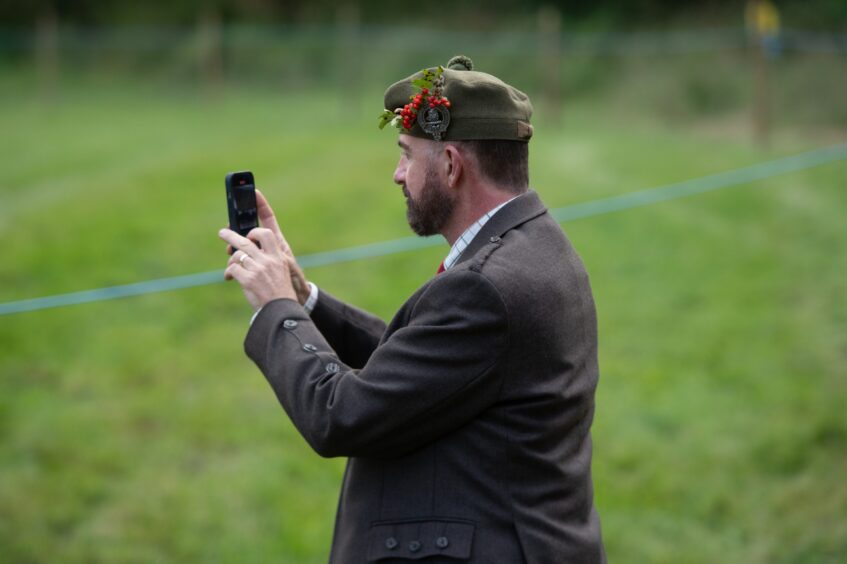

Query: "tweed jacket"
<box><xmin>245</xmin><ymin>191</ymin><xmax>605</xmax><ymax>563</ymax></box>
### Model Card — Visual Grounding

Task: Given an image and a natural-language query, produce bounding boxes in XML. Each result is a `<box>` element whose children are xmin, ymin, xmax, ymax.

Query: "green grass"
<box><xmin>0</xmin><ymin>74</ymin><xmax>845</xmax><ymax>563</ymax></box>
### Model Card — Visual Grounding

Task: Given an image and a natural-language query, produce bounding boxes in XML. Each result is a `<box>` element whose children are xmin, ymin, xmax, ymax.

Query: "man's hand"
<box><xmin>219</xmin><ymin>189</ymin><xmax>311</xmax><ymax>310</ymax></box>
<box><xmin>253</xmin><ymin>190</ymin><xmax>311</xmax><ymax>305</ymax></box>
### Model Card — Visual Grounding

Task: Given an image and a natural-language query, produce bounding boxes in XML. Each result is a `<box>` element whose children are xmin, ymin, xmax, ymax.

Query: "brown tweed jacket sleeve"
<box><xmin>245</xmin><ymin>269</ymin><xmax>508</xmax><ymax>459</ymax></box>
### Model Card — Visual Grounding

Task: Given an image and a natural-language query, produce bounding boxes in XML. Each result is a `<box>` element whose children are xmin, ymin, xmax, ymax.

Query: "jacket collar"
<box><xmin>454</xmin><ymin>190</ymin><xmax>547</xmax><ymax>267</ymax></box>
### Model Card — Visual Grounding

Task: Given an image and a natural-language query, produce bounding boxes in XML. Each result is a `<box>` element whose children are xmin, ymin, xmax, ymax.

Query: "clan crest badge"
<box><xmin>418</xmin><ymin>103</ymin><xmax>450</xmax><ymax>141</ymax></box>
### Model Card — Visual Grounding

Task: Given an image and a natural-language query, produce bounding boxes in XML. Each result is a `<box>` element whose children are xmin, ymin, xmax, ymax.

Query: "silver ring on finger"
<box><xmin>238</xmin><ymin>252</ymin><xmax>249</xmax><ymax>265</ymax></box>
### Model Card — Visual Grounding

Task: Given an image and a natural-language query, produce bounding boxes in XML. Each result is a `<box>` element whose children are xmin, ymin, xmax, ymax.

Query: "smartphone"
<box><xmin>225</xmin><ymin>171</ymin><xmax>259</xmax><ymax>241</ymax></box>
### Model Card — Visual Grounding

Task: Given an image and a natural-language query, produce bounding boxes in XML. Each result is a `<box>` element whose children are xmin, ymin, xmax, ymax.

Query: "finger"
<box><xmin>225</xmin><ymin>262</ymin><xmax>250</xmax><ymax>284</ymax></box>
<box><xmin>224</xmin><ymin>263</ymin><xmax>239</xmax><ymax>281</ymax></box>
<box><xmin>219</xmin><ymin>228</ymin><xmax>260</xmax><ymax>258</ymax></box>
<box><xmin>277</xmin><ymin>230</ymin><xmax>293</xmax><ymax>257</ymax></box>
<box><xmin>229</xmin><ymin>250</ymin><xmax>254</xmax><ymax>269</ymax></box>
<box><xmin>226</xmin><ymin>252</ymin><xmax>251</xmax><ymax>278</ymax></box>
<box><xmin>247</xmin><ymin>227</ymin><xmax>278</xmax><ymax>255</ymax></box>
<box><xmin>256</xmin><ymin>189</ymin><xmax>282</xmax><ymax>236</ymax></box>
<box><xmin>284</xmin><ymin>254</ymin><xmax>307</xmax><ymax>289</ymax></box>
<box><xmin>228</xmin><ymin>250</ymin><xmax>242</xmax><ymax>267</ymax></box>
<box><xmin>220</xmin><ymin>227</ymin><xmax>235</xmax><ymax>255</ymax></box>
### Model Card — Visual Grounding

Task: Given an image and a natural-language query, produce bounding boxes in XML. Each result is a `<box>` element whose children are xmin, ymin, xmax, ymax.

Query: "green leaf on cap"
<box><xmin>377</xmin><ymin>109</ymin><xmax>396</xmax><ymax>130</ymax></box>
<box><xmin>411</xmin><ymin>77</ymin><xmax>432</xmax><ymax>90</ymax></box>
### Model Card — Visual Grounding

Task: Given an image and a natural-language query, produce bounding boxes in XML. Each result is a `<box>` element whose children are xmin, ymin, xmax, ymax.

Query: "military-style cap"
<box><xmin>381</xmin><ymin>55</ymin><xmax>533</xmax><ymax>143</ymax></box>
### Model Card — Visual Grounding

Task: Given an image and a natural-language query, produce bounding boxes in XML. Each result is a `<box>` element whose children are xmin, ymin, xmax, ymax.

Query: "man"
<box><xmin>219</xmin><ymin>56</ymin><xmax>605</xmax><ymax>563</ymax></box>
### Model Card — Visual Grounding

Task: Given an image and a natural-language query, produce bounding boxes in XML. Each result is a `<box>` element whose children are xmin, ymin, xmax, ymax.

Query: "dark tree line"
<box><xmin>1</xmin><ymin>0</ymin><xmax>845</xmax><ymax>29</ymax></box>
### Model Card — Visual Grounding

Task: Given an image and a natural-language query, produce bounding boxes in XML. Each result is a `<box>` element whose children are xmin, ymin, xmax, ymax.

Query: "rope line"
<box><xmin>1</xmin><ymin>143</ymin><xmax>845</xmax><ymax>317</ymax></box>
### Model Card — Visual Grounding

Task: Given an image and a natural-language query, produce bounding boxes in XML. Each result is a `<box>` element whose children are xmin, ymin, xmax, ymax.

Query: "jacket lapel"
<box><xmin>454</xmin><ymin>190</ymin><xmax>547</xmax><ymax>268</ymax></box>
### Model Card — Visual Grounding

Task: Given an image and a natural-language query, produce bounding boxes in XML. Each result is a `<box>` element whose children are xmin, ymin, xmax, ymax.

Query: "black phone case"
<box><xmin>225</xmin><ymin>171</ymin><xmax>259</xmax><ymax>238</ymax></box>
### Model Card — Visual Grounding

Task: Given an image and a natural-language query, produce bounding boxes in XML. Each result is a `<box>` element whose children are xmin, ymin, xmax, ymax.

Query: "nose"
<box><xmin>393</xmin><ymin>156</ymin><xmax>406</xmax><ymax>186</ymax></box>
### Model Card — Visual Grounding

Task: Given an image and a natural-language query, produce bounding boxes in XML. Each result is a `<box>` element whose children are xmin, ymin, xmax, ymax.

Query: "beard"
<box><xmin>404</xmin><ymin>165</ymin><xmax>456</xmax><ymax>237</ymax></box>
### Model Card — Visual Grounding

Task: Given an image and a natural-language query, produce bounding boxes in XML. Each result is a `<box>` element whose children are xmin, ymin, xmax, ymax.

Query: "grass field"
<box><xmin>1</xmin><ymin>73</ymin><xmax>845</xmax><ymax>563</ymax></box>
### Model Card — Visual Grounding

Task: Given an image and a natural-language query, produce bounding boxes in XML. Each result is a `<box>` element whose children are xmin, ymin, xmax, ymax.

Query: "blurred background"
<box><xmin>1</xmin><ymin>1</ymin><xmax>845</xmax><ymax>562</ymax></box>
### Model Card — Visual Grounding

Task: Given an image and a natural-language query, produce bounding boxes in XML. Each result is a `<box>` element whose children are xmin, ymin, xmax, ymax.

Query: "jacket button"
<box><xmin>303</xmin><ymin>344</ymin><xmax>317</xmax><ymax>352</ymax></box>
<box><xmin>325</xmin><ymin>362</ymin><xmax>340</xmax><ymax>374</ymax></box>
<box><xmin>385</xmin><ymin>537</ymin><xmax>398</xmax><ymax>550</ymax></box>
<box><xmin>489</xmin><ymin>236</ymin><xmax>501</xmax><ymax>243</ymax></box>
<box><xmin>408</xmin><ymin>540</ymin><xmax>421</xmax><ymax>553</ymax></box>
<box><xmin>283</xmin><ymin>319</ymin><xmax>298</xmax><ymax>329</ymax></box>
<box><xmin>436</xmin><ymin>536</ymin><xmax>449</xmax><ymax>549</ymax></box>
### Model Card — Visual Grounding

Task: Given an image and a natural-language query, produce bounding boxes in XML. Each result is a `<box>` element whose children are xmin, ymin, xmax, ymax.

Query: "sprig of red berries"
<box><xmin>398</xmin><ymin>88</ymin><xmax>452</xmax><ymax>130</ymax></box>
<box><xmin>378</xmin><ymin>66</ymin><xmax>452</xmax><ymax>132</ymax></box>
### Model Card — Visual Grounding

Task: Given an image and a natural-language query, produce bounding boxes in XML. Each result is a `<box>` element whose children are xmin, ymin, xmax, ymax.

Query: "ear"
<box><xmin>443</xmin><ymin>144</ymin><xmax>464</xmax><ymax>189</ymax></box>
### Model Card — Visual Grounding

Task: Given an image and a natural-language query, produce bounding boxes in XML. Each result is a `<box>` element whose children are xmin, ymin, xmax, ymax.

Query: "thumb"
<box><xmin>255</xmin><ymin>189</ymin><xmax>282</xmax><ymax>237</ymax></box>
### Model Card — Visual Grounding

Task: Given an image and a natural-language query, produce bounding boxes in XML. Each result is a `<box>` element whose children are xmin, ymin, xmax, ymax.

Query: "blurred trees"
<box><xmin>1</xmin><ymin>0</ymin><xmax>845</xmax><ymax>29</ymax></box>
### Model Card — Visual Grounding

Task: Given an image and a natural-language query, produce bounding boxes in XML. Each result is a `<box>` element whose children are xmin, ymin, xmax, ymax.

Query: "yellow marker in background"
<box><xmin>746</xmin><ymin>0</ymin><xmax>781</xmax><ymax>40</ymax></box>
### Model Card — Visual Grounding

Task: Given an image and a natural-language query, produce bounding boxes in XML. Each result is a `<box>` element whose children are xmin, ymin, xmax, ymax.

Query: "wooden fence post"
<box><xmin>751</xmin><ymin>34</ymin><xmax>770</xmax><ymax>148</ymax></box>
<box><xmin>36</xmin><ymin>4</ymin><xmax>59</xmax><ymax>101</ymax></box>
<box><xmin>336</xmin><ymin>2</ymin><xmax>361</xmax><ymax>111</ymax></box>
<box><xmin>746</xmin><ymin>0</ymin><xmax>779</xmax><ymax>148</ymax></box>
<box><xmin>198</xmin><ymin>7</ymin><xmax>224</xmax><ymax>94</ymax></box>
<box><xmin>538</xmin><ymin>5</ymin><xmax>562</xmax><ymax>124</ymax></box>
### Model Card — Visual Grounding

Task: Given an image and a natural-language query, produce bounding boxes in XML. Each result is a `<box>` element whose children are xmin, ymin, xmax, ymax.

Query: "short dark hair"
<box><xmin>458</xmin><ymin>140</ymin><xmax>529</xmax><ymax>194</ymax></box>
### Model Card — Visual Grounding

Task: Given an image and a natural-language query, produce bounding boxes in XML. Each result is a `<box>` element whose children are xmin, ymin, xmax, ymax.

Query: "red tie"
<box><xmin>437</xmin><ymin>261</ymin><xmax>445</xmax><ymax>274</ymax></box>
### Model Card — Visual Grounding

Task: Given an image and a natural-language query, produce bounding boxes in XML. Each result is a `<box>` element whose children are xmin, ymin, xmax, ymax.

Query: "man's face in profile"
<box><xmin>394</xmin><ymin>134</ymin><xmax>456</xmax><ymax>237</ymax></box>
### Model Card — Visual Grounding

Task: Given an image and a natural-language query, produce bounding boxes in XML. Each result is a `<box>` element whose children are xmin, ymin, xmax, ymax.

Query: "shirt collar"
<box><xmin>443</xmin><ymin>196</ymin><xmax>518</xmax><ymax>270</ymax></box>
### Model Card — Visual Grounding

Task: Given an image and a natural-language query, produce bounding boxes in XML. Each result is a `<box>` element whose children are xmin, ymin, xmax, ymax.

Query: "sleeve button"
<box><xmin>325</xmin><ymin>362</ymin><xmax>340</xmax><ymax>374</ymax></box>
<box><xmin>436</xmin><ymin>536</ymin><xmax>449</xmax><ymax>549</ymax></box>
<box><xmin>303</xmin><ymin>344</ymin><xmax>318</xmax><ymax>352</ymax></box>
<box><xmin>385</xmin><ymin>537</ymin><xmax>398</xmax><ymax>550</ymax></box>
<box><xmin>408</xmin><ymin>540</ymin><xmax>421</xmax><ymax>553</ymax></box>
<box><xmin>283</xmin><ymin>319</ymin><xmax>298</xmax><ymax>329</ymax></box>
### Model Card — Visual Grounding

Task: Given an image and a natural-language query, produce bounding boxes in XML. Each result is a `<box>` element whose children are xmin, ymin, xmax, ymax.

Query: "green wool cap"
<box><xmin>383</xmin><ymin>55</ymin><xmax>534</xmax><ymax>142</ymax></box>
